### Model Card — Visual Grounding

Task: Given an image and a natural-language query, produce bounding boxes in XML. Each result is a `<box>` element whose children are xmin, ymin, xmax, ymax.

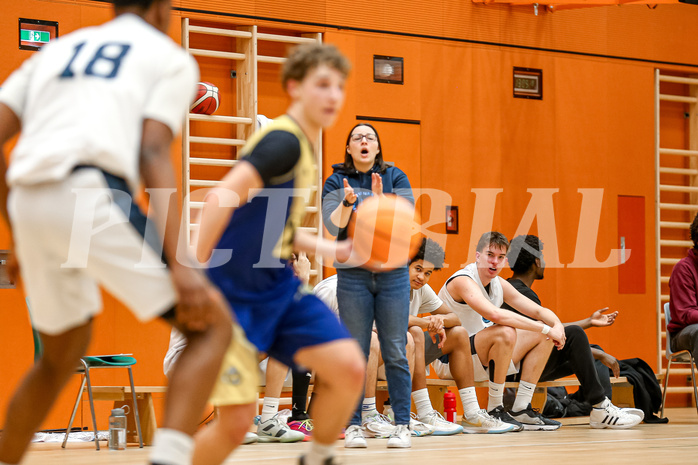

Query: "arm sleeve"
<box><xmin>143</xmin><ymin>53</ymin><xmax>199</xmax><ymax>135</ymax></box>
<box><xmin>669</xmin><ymin>262</ymin><xmax>698</xmax><ymax>328</ymax></box>
<box><xmin>0</xmin><ymin>53</ymin><xmax>40</xmax><ymax>119</ymax></box>
<box><xmin>321</xmin><ymin>174</ymin><xmax>345</xmax><ymax>236</ymax></box>
<box><xmin>241</xmin><ymin>131</ymin><xmax>301</xmax><ymax>185</ymax></box>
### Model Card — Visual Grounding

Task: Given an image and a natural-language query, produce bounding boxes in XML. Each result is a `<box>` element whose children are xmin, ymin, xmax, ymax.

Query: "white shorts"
<box><xmin>432</xmin><ymin>355</ymin><xmax>519</xmax><ymax>382</ymax></box>
<box><xmin>10</xmin><ymin>168</ymin><xmax>177</xmax><ymax>335</ymax></box>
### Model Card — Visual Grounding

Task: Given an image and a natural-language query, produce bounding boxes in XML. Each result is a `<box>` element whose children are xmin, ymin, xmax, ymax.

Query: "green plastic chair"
<box><xmin>26</xmin><ymin>297</ymin><xmax>143</xmax><ymax>450</ymax></box>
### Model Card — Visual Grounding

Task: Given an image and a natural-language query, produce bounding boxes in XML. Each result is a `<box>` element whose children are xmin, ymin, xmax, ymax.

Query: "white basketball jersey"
<box><xmin>0</xmin><ymin>13</ymin><xmax>198</xmax><ymax>189</ymax></box>
<box><xmin>437</xmin><ymin>262</ymin><xmax>501</xmax><ymax>336</ymax></box>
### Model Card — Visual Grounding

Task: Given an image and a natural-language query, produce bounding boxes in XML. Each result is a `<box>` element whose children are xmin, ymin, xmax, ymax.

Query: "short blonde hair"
<box><xmin>281</xmin><ymin>43</ymin><xmax>351</xmax><ymax>89</ymax></box>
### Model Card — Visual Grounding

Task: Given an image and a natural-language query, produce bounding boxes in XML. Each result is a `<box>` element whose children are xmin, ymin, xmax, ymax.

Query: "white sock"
<box><xmin>411</xmin><ymin>388</ymin><xmax>434</xmax><ymax>418</ymax></box>
<box><xmin>361</xmin><ymin>397</ymin><xmax>377</xmax><ymax>419</ymax></box>
<box><xmin>459</xmin><ymin>387</ymin><xmax>480</xmax><ymax>418</ymax></box>
<box><xmin>487</xmin><ymin>381</ymin><xmax>504</xmax><ymax>412</ymax></box>
<box><xmin>513</xmin><ymin>380</ymin><xmax>536</xmax><ymax>413</ymax></box>
<box><xmin>593</xmin><ymin>397</ymin><xmax>610</xmax><ymax>409</ymax></box>
<box><xmin>261</xmin><ymin>397</ymin><xmax>280</xmax><ymax>423</ymax></box>
<box><xmin>305</xmin><ymin>441</ymin><xmax>334</xmax><ymax>465</ymax></box>
<box><xmin>149</xmin><ymin>428</ymin><xmax>193</xmax><ymax>465</ymax></box>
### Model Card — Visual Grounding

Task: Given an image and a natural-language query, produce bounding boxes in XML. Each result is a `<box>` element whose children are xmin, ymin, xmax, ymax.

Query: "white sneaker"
<box><xmin>345</xmin><ymin>425</ymin><xmax>367</xmax><ymax>448</ymax></box>
<box><xmin>460</xmin><ymin>409</ymin><xmax>517</xmax><ymax>434</ymax></box>
<box><xmin>383</xmin><ymin>405</ymin><xmax>394</xmax><ymax>423</ymax></box>
<box><xmin>590</xmin><ymin>399</ymin><xmax>642</xmax><ymax>429</ymax></box>
<box><xmin>409</xmin><ymin>414</ymin><xmax>435</xmax><ymax>437</ymax></box>
<box><xmin>257</xmin><ymin>414</ymin><xmax>305</xmax><ymax>443</ymax></box>
<box><xmin>362</xmin><ymin>413</ymin><xmax>396</xmax><ymax>438</ymax></box>
<box><xmin>242</xmin><ymin>432</ymin><xmax>258</xmax><ymax>444</ymax></box>
<box><xmin>622</xmin><ymin>407</ymin><xmax>645</xmax><ymax>422</ymax></box>
<box><xmin>418</xmin><ymin>410</ymin><xmax>464</xmax><ymax>436</ymax></box>
<box><xmin>387</xmin><ymin>424</ymin><xmax>411</xmax><ymax>448</ymax></box>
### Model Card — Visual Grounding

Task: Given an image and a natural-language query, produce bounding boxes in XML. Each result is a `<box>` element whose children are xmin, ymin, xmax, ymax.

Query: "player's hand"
<box><xmin>600</xmin><ymin>352</ymin><xmax>621</xmax><ymax>378</ymax></box>
<box><xmin>589</xmin><ymin>307</ymin><xmax>618</xmax><ymax>327</ymax></box>
<box><xmin>343</xmin><ymin>178</ymin><xmax>357</xmax><ymax>205</ymax></box>
<box><xmin>292</xmin><ymin>252</ymin><xmax>311</xmax><ymax>284</ymax></box>
<box><xmin>428</xmin><ymin>327</ymin><xmax>447</xmax><ymax>349</ymax></box>
<box><xmin>371</xmin><ymin>173</ymin><xmax>383</xmax><ymax>197</ymax></box>
<box><xmin>171</xmin><ymin>265</ymin><xmax>226</xmax><ymax>332</ymax></box>
<box><xmin>548</xmin><ymin>322</ymin><xmax>566</xmax><ymax>350</ymax></box>
<box><xmin>426</xmin><ymin>314</ymin><xmax>446</xmax><ymax>334</ymax></box>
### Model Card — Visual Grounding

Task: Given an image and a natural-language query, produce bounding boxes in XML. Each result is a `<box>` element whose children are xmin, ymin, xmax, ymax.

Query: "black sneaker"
<box><xmin>299</xmin><ymin>455</ymin><xmax>341</xmax><ymax>465</ymax></box>
<box><xmin>510</xmin><ymin>403</ymin><xmax>562</xmax><ymax>431</ymax></box>
<box><xmin>487</xmin><ymin>405</ymin><xmax>524</xmax><ymax>432</ymax></box>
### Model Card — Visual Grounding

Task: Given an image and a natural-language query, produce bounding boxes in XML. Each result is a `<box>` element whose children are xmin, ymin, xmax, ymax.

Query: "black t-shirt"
<box><xmin>501</xmin><ymin>278</ymin><xmax>540</xmax><ymax>320</ymax></box>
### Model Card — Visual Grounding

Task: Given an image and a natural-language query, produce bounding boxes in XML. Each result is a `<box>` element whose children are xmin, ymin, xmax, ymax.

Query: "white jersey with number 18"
<box><xmin>0</xmin><ymin>13</ymin><xmax>198</xmax><ymax>190</ymax></box>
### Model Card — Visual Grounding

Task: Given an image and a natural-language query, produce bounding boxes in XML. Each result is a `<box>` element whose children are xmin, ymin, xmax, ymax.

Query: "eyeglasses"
<box><xmin>350</xmin><ymin>133</ymin><xmax>377</xmax><ymax>142</ymax></box>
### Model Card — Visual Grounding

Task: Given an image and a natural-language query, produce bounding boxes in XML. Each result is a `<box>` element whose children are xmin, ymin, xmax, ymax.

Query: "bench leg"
<box><xmin>427</xmin><ymin>385</ymin><xmax>448</xmax><ymax>416</ymax></box>
<box><xmin>612</xmin><ymin>386</ymin><xmax>635</xmax><ymax>408</ymax></box>
<box><xmin>120</xmin><ymin>393</ymin><xmax>157</xmax><ymax>446</ymax></box>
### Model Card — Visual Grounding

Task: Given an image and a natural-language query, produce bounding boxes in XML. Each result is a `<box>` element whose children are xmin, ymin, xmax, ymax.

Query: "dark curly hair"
<box><xmin>508</xmin><ymin>235</ymin><xmax>544</xmax><ymax>274</ymax></box>
<box><xmin>691</xmin><ymin>213</ymin><xmax>698</xmax><ymax>249</ymax></box>
<box><xmin>475</xmin><ymin>231</ymin><xmax>509</xmax><ymax>253</ymax></box>
<box><xmin>410</xmin><ymin>238</ymin><xmax>445</xmax><ymax>270</ymax></box>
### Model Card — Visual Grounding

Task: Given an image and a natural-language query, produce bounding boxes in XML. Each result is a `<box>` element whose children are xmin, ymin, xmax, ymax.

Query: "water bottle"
<box><xmin>443</xmin><ymin>390</ymin><xmax>457</xmax><ymax>423</ymax></box>
<box><xmin>108</xmin><ymin>405</ymin><xmax>129</xmax><ymax>450</ymax></box>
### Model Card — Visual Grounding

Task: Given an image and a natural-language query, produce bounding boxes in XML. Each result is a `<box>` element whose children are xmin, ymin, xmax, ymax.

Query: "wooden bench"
<box><xmin>90</xmin><ymin>375</ymin><xmax>641</xmax><ymax>445</ymax></box>
<box><xmin>87</xmin><ymin>385</ymin><xmax>166</xmax><ymax>446</ymax></box>
<box><xmin>375</xmin><ymin>377</ymin><xmax>636</xmax><ymax>414</ymax></box>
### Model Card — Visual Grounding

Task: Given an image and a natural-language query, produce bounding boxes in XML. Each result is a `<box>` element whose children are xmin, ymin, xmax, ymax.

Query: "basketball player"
<box><xmin>190</xmin><ymin>43</ymin><xmax>365</xmax><ymax>465</ymax></box>
<box><xmin>437</xmin><ymin>231</ymin><xmax>566</xmax><ymax>431</ymax></box>
<box><xmin>0</xmin><ymin>1</ymin><xmax>232</xmax><ymax>464</ymax></box>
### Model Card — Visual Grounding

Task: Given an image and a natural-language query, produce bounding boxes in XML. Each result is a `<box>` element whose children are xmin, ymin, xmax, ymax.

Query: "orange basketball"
<box><xmin>348</xmin><ymin>194</ymin><xmax>422</xmax><ymax>271</ymax></box>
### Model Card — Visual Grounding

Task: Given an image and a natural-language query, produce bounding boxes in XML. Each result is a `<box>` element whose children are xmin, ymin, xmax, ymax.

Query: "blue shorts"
<box><xmin>222</xmin><ymin>279</ymin><xmax>352</xmax><ymax>370</ymax></box>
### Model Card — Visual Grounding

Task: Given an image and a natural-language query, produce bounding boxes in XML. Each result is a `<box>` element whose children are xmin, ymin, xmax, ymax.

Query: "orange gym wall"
<box><xmin>2</xmin><ymin>0</ymin><xmax>698</xmax><ymax>428</ymax></box>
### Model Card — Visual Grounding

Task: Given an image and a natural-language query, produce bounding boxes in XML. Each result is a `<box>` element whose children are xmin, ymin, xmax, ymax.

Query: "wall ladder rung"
<box><xmin>659</xmin><ymin>74</ymin><xmax>698</xmax><ymax>86</ymax></box>
<box><xmin>190</xmin><ymin>48</ymin><xmax>246</xmax><ymax>61</ymax></box>
<box><xmin>660</xmin><ymin>258</ymin><xmax>681</xmax><ymax>265</ymax></box>
<box><xmin>659</xmin><ymin>184</ymin><xmax>698</xmax><ymax>193</ymax></box>
<box><xmin>659</xmin><ymin>167</ymin><xmax>698</xmax><ymax>175</ymax></box>
<box><xmin>257</xmin><ymin>55</ymin><xmax>286</xmax><ymax>64</ymax></box>
<box><xmin>659</xmin><ymin>148</ymin><xmax>698</xmax><ymax>157</ymax></box>
<box><xmin>189</xmin><ymin>114</ymin><xmax>254</xmax><ymax>125</ymax></box>
<box><xmin>660</xmin><ymin>94</ymin><xmax>698</xmax><ymax>104</ymax></box>
<box><xmin>660</xmin><ymin>221</ymin><xmax>693</xmax><ymax>229</ymax></box>
<box><xmin>188</xmin><ymin>25</ymin><xmax>252</xmax><ymax>38</ymax></box>
<box><xmin>190</xmin><ymin>180</ymin><xmax>225</xmax><ymax>187</ymax></box>
<box><xmin>189</xmin><ymin>158</ymin><xmax>237</xmax><ymax>167</ymax></box>
<box><xmin>256</xmin><ymin>33</ymin><xmax>317</xmax><ymax>44</ymax></box>
<box><xmin>190</xmin><ymin>136</ymin><xmax>246</xmax><ymax>146</ymax></box>
<box><xmin>659</xmin><ymin>203</ymin><xmax>698</xmax><ymax>211</ymax></box>
<box><xmin>660</xmin><ymin>239</ymin><xmax>693</xmax><ymax>248</ymax></box>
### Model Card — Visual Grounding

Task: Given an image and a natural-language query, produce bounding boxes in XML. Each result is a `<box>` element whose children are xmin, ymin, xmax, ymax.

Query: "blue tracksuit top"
<box><xmin>321</xmin><ymin>162</ymin><xmax>414</xmax><ymax>240</ymax></box>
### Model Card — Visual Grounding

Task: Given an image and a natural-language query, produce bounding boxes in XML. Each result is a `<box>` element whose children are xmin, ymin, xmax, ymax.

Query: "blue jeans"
<box><xmin>336</xmin><ymin>267</ymin><xmax>411</xmax><ymax>426</ymax></box>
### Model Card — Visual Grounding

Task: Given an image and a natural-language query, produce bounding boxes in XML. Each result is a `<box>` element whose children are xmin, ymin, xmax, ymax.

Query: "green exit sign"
<box><xmin>21</xmin><ymin>29</ymin><xmax>50</xmax><ymax>43</ymax></box>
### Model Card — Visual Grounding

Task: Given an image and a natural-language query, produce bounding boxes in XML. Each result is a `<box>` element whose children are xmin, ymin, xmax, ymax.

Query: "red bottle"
<box><xmin>443</xmin><ymin>390</ymin><xmax>457</xmax><ymax>423</ymax></box>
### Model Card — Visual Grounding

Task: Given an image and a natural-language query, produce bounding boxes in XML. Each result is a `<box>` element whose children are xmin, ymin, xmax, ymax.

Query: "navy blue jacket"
<box><xmin>321</xmin><ymin>162</ymin><xmax>413</xmax><ymax>240</ymax></box>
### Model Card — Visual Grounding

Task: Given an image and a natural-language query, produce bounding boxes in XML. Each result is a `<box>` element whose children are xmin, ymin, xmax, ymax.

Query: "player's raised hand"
<box><xmin>371</xmin><ymin>173</ymin><xmax>383</xmax><ymax>196</ymax></box>
<box><xmin>343</xmin><ymin>178</ymin><xmax>357</xmax><ymax>205</ymax></box>
<box><xmin>589</xmin><ymin>307</ymin><xmax>618</xmax><ymax>327</ymax></box>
